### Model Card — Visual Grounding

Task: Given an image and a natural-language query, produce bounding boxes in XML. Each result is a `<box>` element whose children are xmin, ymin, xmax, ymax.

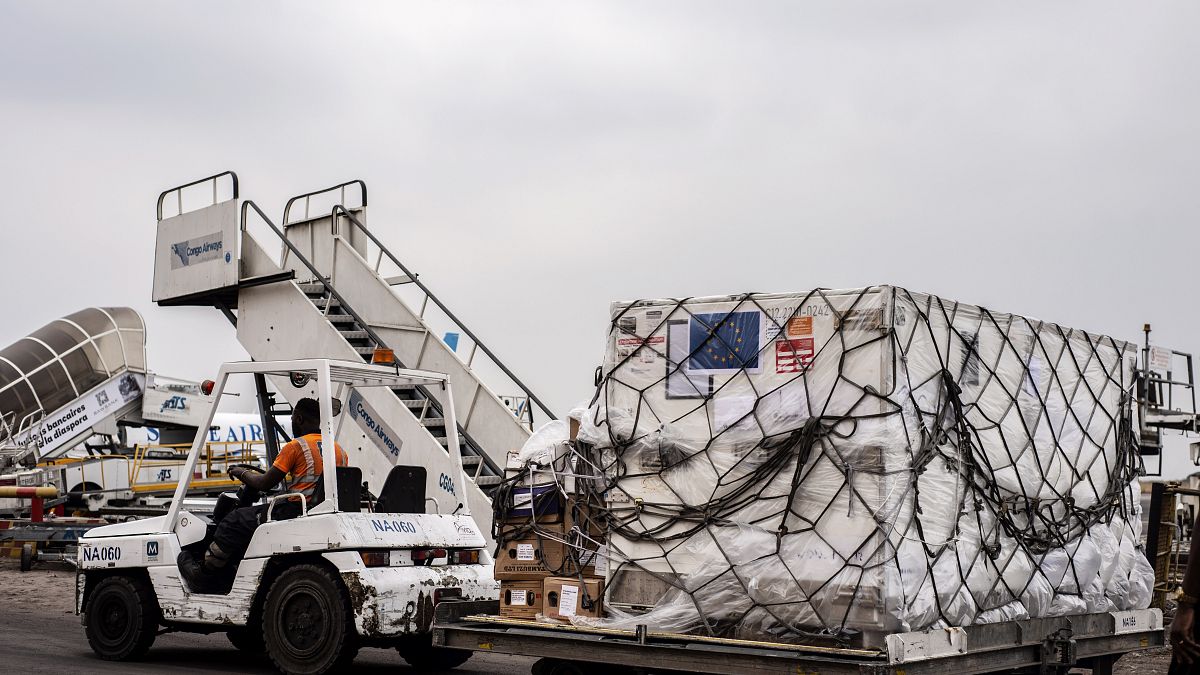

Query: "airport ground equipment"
<box><xmin>152</xmin><ymin>172</ymin><xmax>551</xmax><ymax>538</ymax></box>
<box><xmin>433</xmin><ymin>601</ymin><xmax>1161</xmax><ymax>675</ymax></box>
<box><xmin>1133</xmin><ymin>323</ymin><xmax>1200</xmax><ymax>474</ymax></box>
<box><xmin>76</xmin><ymin>359</ymin><xmax>497</xmax><ymax>673</ymax></box>
<box><xmin>0</xmin><ymin>308</ymin><xmax>251</xmax><ymax>512</ymax></box>
<box><xmin>0</xmin><ymin>307</ymin><xmax>148</xmax><ymax>461</ymax></box>
<box><xmin>40</xmin><ymin>439</ymin><xmax>262</xmax><ymax>514</ymax></box>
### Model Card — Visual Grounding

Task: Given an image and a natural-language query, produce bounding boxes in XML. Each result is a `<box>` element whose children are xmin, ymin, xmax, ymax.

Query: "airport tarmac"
<box><xmin>0</xmin><ymin>559</ymin><xmax>1173</xmax><ymax>674</ymax></box>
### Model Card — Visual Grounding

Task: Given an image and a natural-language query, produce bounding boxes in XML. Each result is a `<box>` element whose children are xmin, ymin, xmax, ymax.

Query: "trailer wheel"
<box><xmin>396</xmin><ymin>635</ymin><xmax>472</xmax><ymax>670</ymax></box>
<box><xmin>83</xmin><ymin>575</ymin><xmax>158</xmax><ymax>660</ymax></box>
<box><xmin>262</xmin><ymin>564</ymin><xmax>357</xmax><ymax>675</ymax></box>
<box><xmin>19</xmin><ymin>543</ymin><xmax>33</xmax><ymax>572</ymax></box>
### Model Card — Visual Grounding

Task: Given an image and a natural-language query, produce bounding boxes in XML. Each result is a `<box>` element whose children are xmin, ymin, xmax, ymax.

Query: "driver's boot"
<box><xmin>177</xmin><ymin>551</ymin><xmax>218</xmax><ymax>594</ymax></box>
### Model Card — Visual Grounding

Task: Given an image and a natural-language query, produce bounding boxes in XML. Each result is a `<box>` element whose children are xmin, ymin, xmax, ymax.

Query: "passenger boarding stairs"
<box><xmin>153</xmin><ymin>173</ymin><xmax>552</xmax><ymax>531</ymax></box>
<box><xmin>0</xmin><ymin>411</ymin><xmax>43</xmax><ymax>470</ymax></box>
<box><xmin>291</xmin><ymin>278</ymin><xmax>501</xmax><ymax>489</ymax></box>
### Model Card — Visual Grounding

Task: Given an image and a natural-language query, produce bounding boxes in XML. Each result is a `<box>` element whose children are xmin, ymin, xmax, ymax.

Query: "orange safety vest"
<box><xmin>284</xmin><ymin>434</ymin><xmax>348</xmax><ymax>502</ymax></box>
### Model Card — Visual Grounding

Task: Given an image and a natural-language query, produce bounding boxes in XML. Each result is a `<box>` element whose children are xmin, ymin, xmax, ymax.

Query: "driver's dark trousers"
<box><xmin>206</xmin><ymin>500</ymin><xmax>302</xmax><ymax>572</ymax></box>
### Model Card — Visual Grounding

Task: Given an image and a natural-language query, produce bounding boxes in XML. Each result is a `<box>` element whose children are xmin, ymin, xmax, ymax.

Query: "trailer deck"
<box><xmin>433</xmin><ymin>601</ymin><xmax>1164</xmax><ymax>674</ymax></box>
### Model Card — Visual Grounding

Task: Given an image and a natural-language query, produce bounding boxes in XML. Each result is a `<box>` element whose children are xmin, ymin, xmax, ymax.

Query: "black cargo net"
<box><xmin>496</xmin><ymin>288</ymin><xmax>1152</xmax><ymax>644</ymax></box>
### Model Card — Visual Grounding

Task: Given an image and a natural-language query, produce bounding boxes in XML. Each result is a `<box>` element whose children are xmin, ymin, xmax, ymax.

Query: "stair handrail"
<box><xmin>157</xmin><ymin>170</ymin><xmax>239</xmax><ymax>221</ymax></box>
<box><xmin>282</xmin><ymin>180</ymin><xmax>367</xmax><ymax>226</ymax></box>
<box><xmin>330</xmin><ymin>204</ymin><xmax>557</xmax><ymax>423</ymax></box>
<box><xmin>242</xmin><ymin>200</ymin><xmax>387</xmax><ymax>350</ymax></box>
<box><xmin>239</xmin><ymin>199</ymin><xmax>502</xmax><ymax>479</ymax></box>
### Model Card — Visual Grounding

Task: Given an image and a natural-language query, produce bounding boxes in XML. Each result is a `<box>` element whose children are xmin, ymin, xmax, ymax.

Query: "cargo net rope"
<box><xmin>508</xmin><ymin>288</ymin><xmax>1155</xmax><ymax>644</ymax></box>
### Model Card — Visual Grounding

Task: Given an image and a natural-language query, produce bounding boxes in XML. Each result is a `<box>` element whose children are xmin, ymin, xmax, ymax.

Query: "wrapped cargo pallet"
<box><xmin>567</xmin><ymin>286</ymin><xmax>1153</xmax><ymax>645</ymax></box>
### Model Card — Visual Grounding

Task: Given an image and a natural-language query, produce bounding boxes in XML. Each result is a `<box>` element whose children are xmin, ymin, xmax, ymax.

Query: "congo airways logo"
<box><xmin>170</xmin><ymin>231</ymin><xmax>224</xmax><ymax>269</ymax></box>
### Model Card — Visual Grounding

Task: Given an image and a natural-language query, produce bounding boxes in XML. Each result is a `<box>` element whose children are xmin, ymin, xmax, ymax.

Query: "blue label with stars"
<box><xmin>687</xmin><ymin>311</ymin><xmax>762</xmax><ymax>374</ymax></box>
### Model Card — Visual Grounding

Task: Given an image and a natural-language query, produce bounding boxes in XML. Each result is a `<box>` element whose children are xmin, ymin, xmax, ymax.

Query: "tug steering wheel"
<box><xmin>228</xmin><ymin>464</ymin><xmax>267</xmax><ymax>507</ymax></box>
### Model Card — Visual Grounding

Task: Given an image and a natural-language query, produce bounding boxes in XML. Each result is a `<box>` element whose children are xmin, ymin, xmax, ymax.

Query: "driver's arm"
<box><xmin>231</xmin><ymin>466</ymin><xmax>287</xmax><ymax>492</ymax></box>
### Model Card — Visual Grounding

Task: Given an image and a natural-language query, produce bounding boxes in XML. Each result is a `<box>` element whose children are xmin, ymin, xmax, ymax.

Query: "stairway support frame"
<box><xmin>240</xmin><ymin>200</ymin><xmax>502</xmax><ymax>482</ymax></box>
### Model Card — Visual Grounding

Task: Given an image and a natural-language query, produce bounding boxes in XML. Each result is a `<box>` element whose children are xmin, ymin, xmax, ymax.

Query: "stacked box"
<box><xmin>576</xmin><ymin>287</ymin><xmax>1154</xmax><ymax>643</ymax></box>
<box><xmin>544</xmin><ymin>576</ymin><xmax>605</xmax><ymax>620</ymax></box>
<box><xmin>495</xmin><ymin>520</ymin><xmax>571</xmax><ymax>579</ymax></box>
<box><xmin>493</xmin><ymin>420</ymin><xmax>610</xmax><ymax>620</ymax></box>
<box><xmin>500</xmin><ymin>579</ymin><xmax>545</xmax><ymax>619</ymax></box>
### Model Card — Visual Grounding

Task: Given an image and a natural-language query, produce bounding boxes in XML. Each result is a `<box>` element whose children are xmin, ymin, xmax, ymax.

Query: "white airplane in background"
<box><xmin>124</xmin><ymin>412</ymin><xmax>284</xmax><ymax>447</ymax></box>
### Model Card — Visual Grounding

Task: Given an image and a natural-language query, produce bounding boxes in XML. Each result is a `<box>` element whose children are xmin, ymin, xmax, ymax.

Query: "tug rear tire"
<box><xmin>262</xmin><ymin>564</ymin><xmax>357</xmax><ymax>675</ymax></box>
<box><xmin>83</xmin><ymin>575</ymin><xmax>158</xmax><ymax>661</ymax></box>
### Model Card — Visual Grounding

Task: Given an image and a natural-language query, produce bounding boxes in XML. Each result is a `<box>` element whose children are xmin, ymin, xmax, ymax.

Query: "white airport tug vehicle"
<box><xmin>75</xmin><ymin>359</ymin><xmax>498</xmax><ymax>674</ymax></box>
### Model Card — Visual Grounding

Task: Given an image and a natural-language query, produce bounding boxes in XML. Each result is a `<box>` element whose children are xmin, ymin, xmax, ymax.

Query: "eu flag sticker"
<box><xmin>687</xmin><ymin>311</ymin><xmax>762</xmax><ymax>374</ymax></box>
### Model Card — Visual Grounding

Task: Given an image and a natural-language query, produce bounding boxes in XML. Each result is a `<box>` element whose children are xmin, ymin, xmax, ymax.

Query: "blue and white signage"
<box><xmin>169</xmin><ymin>231</ymin><xmax>225</xmax><ymax>269</ymax></box>
<box><xmin>20</xmin><ymin>372</ymin><xmax>146</xmax><ymax>455</ymax></box>
<box><xmin>348</xmin><ymin>391</ymin><xmax>404</xmax><ymax>458</ymax></box>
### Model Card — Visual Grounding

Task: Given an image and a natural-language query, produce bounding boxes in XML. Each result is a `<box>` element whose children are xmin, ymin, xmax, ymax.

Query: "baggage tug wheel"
<box><xmin>83</xmin><ymin>576</ymin><xmax>158</xmax><ymax>660</ymax></box>
<box><xmin>263</xmin><ymin>564</ymin><xmax>356</xmax><ymax>675</ymax></box>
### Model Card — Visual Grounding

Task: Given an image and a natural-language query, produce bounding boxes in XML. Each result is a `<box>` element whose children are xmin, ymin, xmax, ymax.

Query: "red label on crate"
<box><xmin>775</xmin><ymin>338</ymin><xmax>814</xmax><ymax>374</ymax></box>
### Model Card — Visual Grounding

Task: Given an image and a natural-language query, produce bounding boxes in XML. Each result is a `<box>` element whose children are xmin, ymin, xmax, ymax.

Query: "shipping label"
<box><xmin>776</xmin><ymin>338</ymin><xmax>815</xmax><ymax>374</ymax></box>
<box><xmin>559</xmin><ymin>584</ymin><xmax>579</xmax><ymax>617</ymax></box>
<box><xmin>516</xmin><ymin>543</ymin><xmax>535</xmax><ymax>561</ymax></box>
<box><xmin>786</xmin><ymin>316</ymin><xmax>813</xmax><ymax>337</ymax></box>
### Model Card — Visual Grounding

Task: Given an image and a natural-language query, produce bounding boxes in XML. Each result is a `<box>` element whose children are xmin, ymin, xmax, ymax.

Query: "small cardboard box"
<box><xmin>495</xmin><ymin>521</ymin><xmax>571</xmax><ymax>580</ymax></box>
<box><xmin>500</xmin><ymin>580</ymin><xmax>543</xmax><ymax>619</ymax></box>
<box><xmin>543</xmin><ymin>576</ymin><xmax>604</xmax><ymax>620</ymax></box>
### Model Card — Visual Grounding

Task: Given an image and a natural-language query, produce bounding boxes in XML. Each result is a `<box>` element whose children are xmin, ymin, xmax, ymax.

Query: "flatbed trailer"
<box><xmin>0</xmin><ymin>517</ymin><xmax>104</xmax><ymax>571</ymax></box>
<box><xmin>433</xmin><ymin>601</ymin><xmax>1165</xmax><ymax>675</ymax></box>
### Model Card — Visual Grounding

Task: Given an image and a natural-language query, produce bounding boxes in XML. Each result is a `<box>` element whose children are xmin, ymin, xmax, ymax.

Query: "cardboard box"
<box><xmin>494</xmin><ymin>526</ymin><xmax>573</xmax><ymax>578</ymax></box>
<box><xmin>543</xmin><ymin>576</ymin><xmax>604</xmax><ymax>620</ymax></box>
<box><xmin>497</xmin><ymin>515</ymin><xmax>606</xmax><ymax>580</ymax></box>
<box><xmin>499</xmin><ymin>580</ymin><xmax>543</xmax><ymax>619</ymax></box>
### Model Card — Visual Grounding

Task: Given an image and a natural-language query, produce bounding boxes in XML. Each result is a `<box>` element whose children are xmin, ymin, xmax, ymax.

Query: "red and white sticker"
<box><xmin>776</xmin><ymin>338</ymin><xmax>814</xmax><ymax>373</ymax></box>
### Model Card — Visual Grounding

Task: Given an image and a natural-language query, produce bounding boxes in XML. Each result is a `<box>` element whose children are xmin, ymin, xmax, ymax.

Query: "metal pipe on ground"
<box><xmin>0</xmin><ymin>487</ymin><xmax>60</xmax><ymax>523</ymax></box>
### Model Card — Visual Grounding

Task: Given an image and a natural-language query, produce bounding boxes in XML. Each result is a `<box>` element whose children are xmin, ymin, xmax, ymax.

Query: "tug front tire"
<box><xmin>83</xmin><ymin>575</ymin><xmax>158</xmax><ymax>661</ymax></box>
<box><xmin>262</xmin><ymin>564</ymin><xmax>357</xmax><ymax>675</ymax></box>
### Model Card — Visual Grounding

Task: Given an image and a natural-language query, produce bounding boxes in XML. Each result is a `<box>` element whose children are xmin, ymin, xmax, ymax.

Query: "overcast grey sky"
<box><xmin>2</xmin><ymin>2</ymin><xmax>1198</xmax><ymax>474</ymax></box>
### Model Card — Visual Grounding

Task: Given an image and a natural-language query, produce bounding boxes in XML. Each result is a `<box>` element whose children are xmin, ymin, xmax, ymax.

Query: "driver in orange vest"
<box><xmin>179</xmin><ymin>397</ymin><xmax>347</xmax><ymax>592</ymax></box>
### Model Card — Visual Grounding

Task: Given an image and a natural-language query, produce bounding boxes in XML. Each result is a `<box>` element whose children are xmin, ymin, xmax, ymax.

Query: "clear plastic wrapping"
<box><xmin>564</xmin><ymin>287</ymin><xmax>1152</xmax><ymax>643</ymax></box>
